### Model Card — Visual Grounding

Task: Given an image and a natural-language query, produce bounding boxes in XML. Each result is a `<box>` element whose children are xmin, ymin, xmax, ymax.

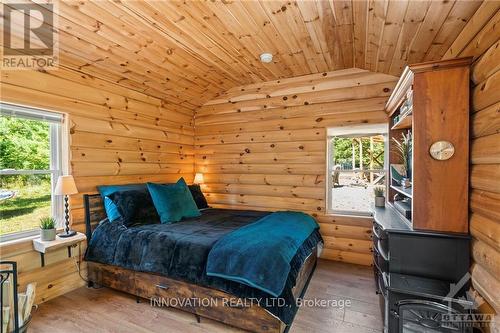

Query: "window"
<box><xmin>327</xmin><ymin>124</ymin><xmax>387</xmax><ymax>216</ymax></box>
<box><xmin>0</xmin><ymin>103</ymin><xmax>65</xmax><ymax>241</ymax></box>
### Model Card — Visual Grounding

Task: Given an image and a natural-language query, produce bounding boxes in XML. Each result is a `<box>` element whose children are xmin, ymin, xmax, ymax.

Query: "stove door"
<box><xmin>397</xmin><ymin>300</ymin><xmax>466</xmax><ymax>333</ymax></box>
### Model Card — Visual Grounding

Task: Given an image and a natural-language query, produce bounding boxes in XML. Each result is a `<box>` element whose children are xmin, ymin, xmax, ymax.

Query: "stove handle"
<box><xmin>390</xmin><ymin>310</ymin><xmax>399</xmax><ymax>319</ymax></box>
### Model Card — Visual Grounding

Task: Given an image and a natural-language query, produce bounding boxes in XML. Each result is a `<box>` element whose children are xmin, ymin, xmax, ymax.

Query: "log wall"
<box><xmin>1</xmin><ymin>5</ymin><xmax>495</xmax><ymax>310</ymax></box>
<box><xmin>443</xmin><ymin>3</ymin><xmax>500</xmax><ymax>330</ymax></box>
<box><xmin>195</xmin><ymin>68</ymin><xmax>398</xmax><ymax>265</ymax></box>
<box><xmin>0</xmin><ymin>67</ymin><xmax>195</xmax><ymax>303</ymax></box>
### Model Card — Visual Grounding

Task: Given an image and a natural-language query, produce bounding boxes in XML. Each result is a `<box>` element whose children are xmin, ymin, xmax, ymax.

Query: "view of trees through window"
<box><xmin>0</xmin><ymin>116</ymin><xmax>52</xmax><ymax>235</ymax></box>
<box><xmin>330</xmin><ymin>135</ymin><xmax>386</xmax><ymax>214</ymax></box>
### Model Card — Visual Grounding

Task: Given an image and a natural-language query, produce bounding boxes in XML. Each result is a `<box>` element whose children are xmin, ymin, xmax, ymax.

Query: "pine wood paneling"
<box><xmin>471</xmin><ymin>101</ymin><xmax>500</xmax><ymax>138</ymax></box>
<box><xmin>471</xmin><ymin>263</ymin><xmax>500</xmax><ymax>315</ymax></box>
<box><xmin>3</xmin><ymin>1</ymin><xmax>485</xmax><ymax>108</ymax></box>
<box><xmin>321</xmin><ymin>249</ymin><xmax>373</xmax><ymax>266</ymax></box>
<box><xmin>443</xmin><ymin>6</ymin><xmax>500</xmax><ymax>324</ymax></box>
<box><xmin>0</xmin><ymin>66</ymin><xmax>194</xmax><ymax>304</ymax></box>
<box><xmin>470</xmin><ymin>213</ymin><xmax>500</xmax><ymax>253</ymax></box>
<box><xmin>319</xmin><ymin>223</ymin><xmax>372</xmax><ymax>240</ymax></box>
<box><xmin>195</xmin><ymin>69</ymin><xmax>398</xmax><ymax>266</ymax></box>
<box><xmin>472</xmin><ymin>240</ymin><xmax>500</xmax><ymax>280</ymax></box>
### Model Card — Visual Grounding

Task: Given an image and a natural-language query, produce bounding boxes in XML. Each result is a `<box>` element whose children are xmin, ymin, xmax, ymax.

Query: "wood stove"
<box><xmin>372</xmin><ymin>206</ymin><xmax>472</xmax><ymax>332</ymax></box>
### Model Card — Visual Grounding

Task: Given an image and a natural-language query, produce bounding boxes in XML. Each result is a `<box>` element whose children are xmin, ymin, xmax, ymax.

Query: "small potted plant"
<box><xmin>374</xmin><ymin>186</ymin><xmax>385</xmax><ymax>207</ymax></box>
<box><xmin>40</xmin><ymin>217</ymin><xmax>56</xmax><ymax>241</ymax></box>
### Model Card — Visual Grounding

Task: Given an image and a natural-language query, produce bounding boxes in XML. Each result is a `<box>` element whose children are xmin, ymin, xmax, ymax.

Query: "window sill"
<box><xmin>325</xmin><ymin>211</ymin><xmax>373</xmax><ymax>218</ymax></box>
<box><xmin>0</xmin><ymin>230</ymin><xmax>39</xmax><ymax>244</ymax></box>
<box><xmin>0</xmin><ymin>233</ymin><xmax>39</xmax><ymax>256</ymax></box>
<box><xmin>0</xmin><ymin>228</ymin><xmax>64</xmax><ymax>246</ymax></box>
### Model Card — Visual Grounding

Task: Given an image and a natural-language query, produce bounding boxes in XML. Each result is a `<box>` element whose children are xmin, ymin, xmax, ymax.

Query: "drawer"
<box><xmin>373</xmin><ymin>243</ymin><xmax>388</xmax><ymax>273</ymax></box>
<box><xmin>372</xmin><ymin>222</ymin><xmax>384</xmax><ymax>241</ymax></box>
<box><xmin>134</xmin><ymin>271</ymin><xmax>178</xmax><ymax>300</ymax></box>
<box><xmin>373</xmin><ymin>230</ymin><xmax>389</xmax><ymax>259</ymax></box>
<box><xmin>377</xmin><ymin>270</ymin><xmax>388</xmax><ymax>299</ymax></box>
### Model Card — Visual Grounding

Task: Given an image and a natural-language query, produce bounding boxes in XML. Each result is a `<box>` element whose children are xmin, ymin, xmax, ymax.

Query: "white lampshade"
<box><xmin>54</xmin><ymin>175</ymin><xmax>78</xmax><ymax>195</ymax></box>
<box><xmin>193</xmin><ymin>173</ymin><xmax>204</xmax><ymax>184</ymax></box>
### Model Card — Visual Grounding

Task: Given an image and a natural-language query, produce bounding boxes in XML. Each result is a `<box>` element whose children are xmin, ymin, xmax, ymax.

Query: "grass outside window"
<box><xmin>1</xmin><ymin>176</ymin><xmax>51</xmax><ymax>236</ymax></box>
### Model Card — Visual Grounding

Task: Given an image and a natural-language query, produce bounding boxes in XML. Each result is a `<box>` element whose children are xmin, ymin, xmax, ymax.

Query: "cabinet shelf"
<box><xmin>391</xmin><ymin>114</ymin><xmax>412</xmax><ymax>130</ymax></box>
<box><xmin>390</xmin><ymin>185</ymin><xmax>412</xmax><ymax>198</ymax></box>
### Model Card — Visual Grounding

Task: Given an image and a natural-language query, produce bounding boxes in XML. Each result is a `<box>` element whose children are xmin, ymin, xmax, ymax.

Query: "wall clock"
<box><xmin>429</xmin><ymin>141</ymin><xmax>455</xmax><ymax>160</ymax></box>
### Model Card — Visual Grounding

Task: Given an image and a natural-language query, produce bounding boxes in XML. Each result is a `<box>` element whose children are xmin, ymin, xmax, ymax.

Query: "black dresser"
<box><xmin>372</xmin><ymin>206</ymin><xmax>472</xmax><ymax>333</ymax></box>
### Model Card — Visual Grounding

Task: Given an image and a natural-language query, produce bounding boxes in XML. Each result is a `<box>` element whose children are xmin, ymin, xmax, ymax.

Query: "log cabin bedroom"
<box><xmin>0</xmin><ymin>1</ymin><xmax>499</xmax><ymax>332</ymax></box>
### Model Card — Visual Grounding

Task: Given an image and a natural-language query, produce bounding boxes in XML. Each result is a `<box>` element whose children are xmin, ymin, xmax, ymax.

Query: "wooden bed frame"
<box><xmin>83</xmin><ymin>194</ymin><xmax>318</xmax><ymax>333</ymax></box>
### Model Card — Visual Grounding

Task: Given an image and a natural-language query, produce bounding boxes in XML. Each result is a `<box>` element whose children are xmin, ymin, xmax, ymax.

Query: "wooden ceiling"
<box><xmin>3</xmin><ymin>0</ymin><xmax>484</xmax><ymax>110</ymax></box>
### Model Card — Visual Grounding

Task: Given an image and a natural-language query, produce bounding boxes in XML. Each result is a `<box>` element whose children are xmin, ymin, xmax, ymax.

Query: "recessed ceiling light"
<box><xmin>260</xmin><ymin>53</ymin><xmax>273</xmax><ymax>63</ymax></box>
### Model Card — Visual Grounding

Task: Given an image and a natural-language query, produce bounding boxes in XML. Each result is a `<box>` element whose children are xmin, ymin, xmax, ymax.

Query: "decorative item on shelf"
<box><xmin>399</xmin><ymin>102</ymin><xmax>408</xmax><ymax>116</ymax></box>
<box><xmin>54</xmin><ymin>175</ymin><xmax>78</xmax><ymax>238</ymax></box>
<box><xmin>393</xmin><ymin>193</ymin><xmax>404</xmax><ymax>202</ymax></box>
<box><xmin>393</xmin><ymin>115</ymin><xmax>400</xmax><ymax>126</ymax></box>
<box><xmin>374</xmin><ymin>186</ymin><xmax>385</xmax><ymax>207</ymax></box>
<box><xmin>394</xmin><ymin>198</ymin><xmax>412</xmax><ymax>219</ymax></box>
<box><xmin>392</xmin><ymin>131</ymin><xmax>412</xmax><ymax>178</ymax></box>
<box><xmin>401</xmin><ymin>101</ymin><xmax>412</xmax><ymax>117</ymax></box>
<box><xmin>39</xmin><ymin>217</ymin><xmax>56</xmax><ymax>241</ymax></box>
<box><xmin>406</xmin><ymin>88</ymin><xmax>413</xmax><ymax>104</ymax></box>
<box><xmin>193</xmin><ymin>172</ymin><xmax>204</xmax><ymax>185</ymax></box>
<box><xmin>402</xmin><ymin>178</ymin><xmax>412</xmax><ymax>189</ymax></box>
<box><xmin>390</xmin><ymin>164</ymin><xmax>405</xmax><ymax>186</ymax></box>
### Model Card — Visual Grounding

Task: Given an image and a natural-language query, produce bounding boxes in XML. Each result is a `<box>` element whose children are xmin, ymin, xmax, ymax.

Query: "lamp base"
<box><xmin>58</xmin><ymin>230</ymin><xmax>77</xmax><ymax>238</ymax></box>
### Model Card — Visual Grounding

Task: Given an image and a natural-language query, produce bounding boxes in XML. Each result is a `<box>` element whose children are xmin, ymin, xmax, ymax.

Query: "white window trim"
<box><xmin>1</xmin><ymin>103</ymin><xmax>67</xmax><ymax>242</ymax></box>
<box><xmin>326</xmin><ymin>124</ymin><xmax>388</xmax><ymax>216</ymax></box>
<box><xmin>50</xmin><ymin>122</ymin><xmax>64</xmax><ymax>223</ymax></box>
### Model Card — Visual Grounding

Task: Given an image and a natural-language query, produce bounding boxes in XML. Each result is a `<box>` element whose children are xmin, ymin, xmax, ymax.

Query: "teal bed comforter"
<box><xmin>206</xmin><ymin>211</ymin><xmax>319</xmax><ymax>297</ymax></box>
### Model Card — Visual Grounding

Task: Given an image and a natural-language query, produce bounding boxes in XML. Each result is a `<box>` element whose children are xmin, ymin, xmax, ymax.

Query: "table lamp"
<box><xmin>54</xmin><ymin>175</ymin><xmax>78</xmax><ymax>238</ymax></box>
<box><xmin>193</xmin><ymin>172</ymin><xmax>204</xmax><ymax>184</ymax></box>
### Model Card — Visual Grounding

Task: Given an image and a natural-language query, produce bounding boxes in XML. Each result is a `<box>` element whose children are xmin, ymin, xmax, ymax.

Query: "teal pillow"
<box><xmin>147</xmin><ymin>178</ymin><xmax>201</xmax><ymax>224</ymax></box>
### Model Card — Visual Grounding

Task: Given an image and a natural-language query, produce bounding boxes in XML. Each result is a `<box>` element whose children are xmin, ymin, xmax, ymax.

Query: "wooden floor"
<box><xmin>31</xmin><ymin>260</ymin><xmax>382</xmax><ymax>333</ymax></box>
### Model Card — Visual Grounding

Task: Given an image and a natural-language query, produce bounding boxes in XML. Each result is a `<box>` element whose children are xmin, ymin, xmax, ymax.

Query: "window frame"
<box><xmin>326</xmin><ymin>124</ymin><xmax>388</xmax><ymax>216</ymax></box>
<box><xmin>0</xmin><ymin>103</ymin><xmax>65</xmax><ymax>242</ymax></box>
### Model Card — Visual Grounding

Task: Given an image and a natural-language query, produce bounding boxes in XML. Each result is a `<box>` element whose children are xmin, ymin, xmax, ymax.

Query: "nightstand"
<box><xmin>32</xmin><ymin>232</ymin><xmax>86</xmax><ymax>267</ymax></box>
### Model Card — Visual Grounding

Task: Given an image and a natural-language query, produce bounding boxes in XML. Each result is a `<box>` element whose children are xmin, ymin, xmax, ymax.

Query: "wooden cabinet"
<box><xmin>385</xmin><ymin>58</ymin><xmax>472</xmax><ymax>234</ymax></box>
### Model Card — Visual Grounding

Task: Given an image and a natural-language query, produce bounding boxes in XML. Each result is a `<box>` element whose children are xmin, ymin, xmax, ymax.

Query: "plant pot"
<box><xmin>40</xmin><ymin>228</ymin><xmax>56</xmax><ymax>241</ymax></box>
<box><xmin>375</xmin><ymin>196</ymin><xmax>385</xmax><ymax>207</ymax></box>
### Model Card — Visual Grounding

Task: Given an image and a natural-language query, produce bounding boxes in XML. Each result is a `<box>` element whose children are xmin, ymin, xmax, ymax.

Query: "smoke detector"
<box><xmin>260</xmin><ymin>53</ymin><xmax>273</xmax><ymax>63</ymax></box>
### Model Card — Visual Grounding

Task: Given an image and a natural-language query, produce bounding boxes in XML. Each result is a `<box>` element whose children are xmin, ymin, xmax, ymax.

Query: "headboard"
<box><xmin>83</xmin><ymin>194</ymin><xmax>106</xmax><ymax>241</ymax></box>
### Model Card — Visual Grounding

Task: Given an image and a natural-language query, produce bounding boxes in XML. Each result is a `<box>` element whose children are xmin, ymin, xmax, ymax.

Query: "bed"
<box><xmin>83</xmin><ymin>193</ymin><xmax>322</xmax><ymax>333</ymax></box>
